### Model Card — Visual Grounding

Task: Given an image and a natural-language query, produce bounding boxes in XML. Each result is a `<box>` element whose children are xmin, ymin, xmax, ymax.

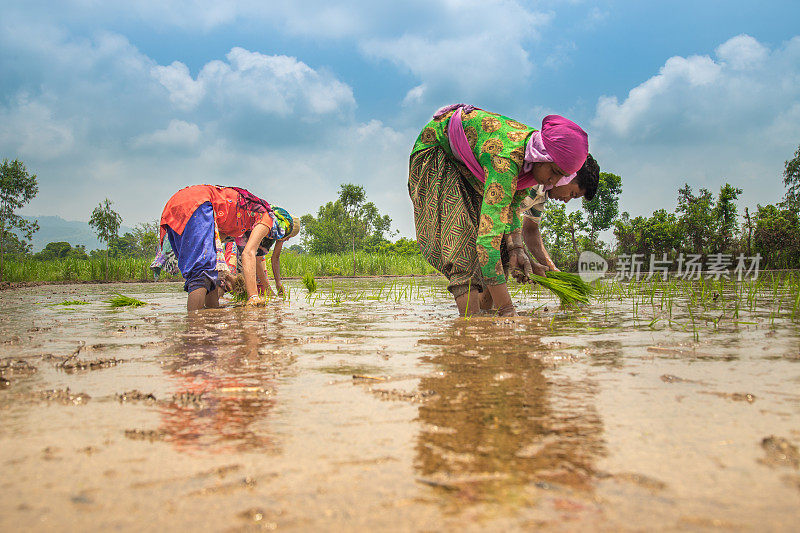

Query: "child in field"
<box><xmin>520</xmin><ymin>154</ymin><xmax>600</xmax><ymax>271</ymax></box>
<box><xmin>150</xmin><ymin>237</ymin><xmax>179</xmax><ymax>280</ymax></box>
<box><xmin>233</xmin><ymin>206</ymin><xmax>295</xmax><ymax>297</ymax></box>
<box><xmin>159</xmin><ymin>185</ymin><xmax>299</xmax><ymax>311</ymax></box>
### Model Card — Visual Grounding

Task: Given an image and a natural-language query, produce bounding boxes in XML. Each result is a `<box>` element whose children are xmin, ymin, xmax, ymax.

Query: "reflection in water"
<box><xmin>158</xmin><ymin>312</ymin><xmax>293</xmax><ymax>453</ymax></box>
<box><xmin>415</xmin><ymin>319</ymin><xmax>605</xmax><ymax>507</ymax></box>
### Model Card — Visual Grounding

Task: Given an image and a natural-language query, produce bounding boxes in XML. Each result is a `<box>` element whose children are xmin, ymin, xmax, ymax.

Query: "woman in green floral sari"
<box><xmin>408</xmin><ymin>104</ymin><xmax>588</xmax><ymax>316</ymax></box>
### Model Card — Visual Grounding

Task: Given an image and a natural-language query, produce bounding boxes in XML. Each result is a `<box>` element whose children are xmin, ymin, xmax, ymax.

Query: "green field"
<box><xmin>0</xmin><ymin>251</ymin><xmax>439</xmax><ymax>284</ymax></box>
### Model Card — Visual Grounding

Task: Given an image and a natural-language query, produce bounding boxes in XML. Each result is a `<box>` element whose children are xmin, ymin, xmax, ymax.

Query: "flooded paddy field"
<box><xmin>1</xmin><ymin>276</ymin><xmax>799</xmax><ymax>531</ymax></box>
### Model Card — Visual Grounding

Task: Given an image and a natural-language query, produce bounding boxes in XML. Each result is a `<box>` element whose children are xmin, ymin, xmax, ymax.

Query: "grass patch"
<box><xmin>108</xmin><ymin>294</ymin><xmax>146</xmax><ymax>308</ymax></box>
<box><xmin>302</xmin><ymin>272</ymin><xmax>317</xmax><ymax>293</ymax></box>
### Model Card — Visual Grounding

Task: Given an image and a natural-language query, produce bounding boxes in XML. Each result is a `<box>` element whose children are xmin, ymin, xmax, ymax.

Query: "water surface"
<box><xmin>1</xmin><ymin>278</ymin><xmax>798</xmax><ymax>531</ymax></box>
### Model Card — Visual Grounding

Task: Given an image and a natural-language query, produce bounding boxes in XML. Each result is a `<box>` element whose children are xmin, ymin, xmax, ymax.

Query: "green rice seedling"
<box><xmin>302</xmin><ymin>272</ymin><xmax>317</xmax><ymax>293</ymax></box>
<box><xmin>545</xmin><ymin>271</ymin><xmax>594</xmax><ymax>299</ymax></box>
<box><xmin>687</xmin><ymin>301</ymin><xmax>699</xmax><ymax>341</ymax></box>
<box><xmin>226</xmin><ymin>275</ymin><xmax>248</xmax><ymax>302</ymax></box>
<box><xmin>529</xmin><ymin>275</ymin><xmax>589</xmax><ymax>306</ymax></box>
<box><xmin>58</xmin><ymin>300</ymin><xmax>89</xmax><ymax>306</ymax></box>
<box><xmin>108</xmin><ymin>293</ymin><xmax>146</xmax><ymax>308</ymax></box>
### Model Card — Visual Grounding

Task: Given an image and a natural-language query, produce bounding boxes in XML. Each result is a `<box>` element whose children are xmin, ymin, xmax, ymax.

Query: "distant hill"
<box><xmin>20</xmin><ymin>215</ymin><xmax>133</xmax><ymax>252</ymax></box>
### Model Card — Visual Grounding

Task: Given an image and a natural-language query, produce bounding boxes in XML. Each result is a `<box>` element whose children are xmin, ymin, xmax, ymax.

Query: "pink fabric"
<box><xmin>435</xmin><ymin>103</ymin><xmax>475</xmax><ymax>120</ymax></box>
<box><xmin>550</xmin><ymin>173</ymin><xmax>575</xmax><ymax>189</ymax></box>
<box><xmin>443</xmin><ymin>105</ymin><xmax>579</xmax><ymax>191</ymax></box>
<box><xmin>447</xmin><ymin>107</ymin><xmax>539</xmax><ymax>191</ymax></box>
<box><xmin>447</xmin><ymin>107</ymin><xmax>486</xmax><ymax>182</ymax></box>
<box><xmin>519</xmin><ymin>131</ymin><xmax>574</xmax><ymax>190</ymax></box>
<box><xmin>539</xmin><ymin>115</ymin><xmax>588</xmax><ymax>175</ymax></box>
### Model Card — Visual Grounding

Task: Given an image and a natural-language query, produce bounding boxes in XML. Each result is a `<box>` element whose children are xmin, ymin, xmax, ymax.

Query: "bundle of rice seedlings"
<box><xmin>302</xmin><ymin>272</ymin><xmax>317</xmax><ymax>293</ymax></box>
<box><xmin>529</xmin><ymin>275</ymin><xmax>589</xmax><ymax>306</ymax></box>
<box><xmin>108</xmin><ymin>294</ymin><xmax>146</xmax><ymax>308</ymax></box>
<box><xmin>58</xmin><ymin>300</ymin><xmax>89</xmax><ymax>306</ymax></box>
<box><xmin>228</xmin><ymin>274</ymin><xmax>248</xmax><ymax>302</ymax></box>
<box><xmin>545</xmin><ymin>271</ymin><xmax>594</xmax><ymax>298</ymax></box>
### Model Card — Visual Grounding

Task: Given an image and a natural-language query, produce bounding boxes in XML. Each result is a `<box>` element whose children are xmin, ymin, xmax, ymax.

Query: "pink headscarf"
<box><xmin>520</xmin><ymin>131</ymin><xmax>575</xmax><ymax>190</ymax></box>
<box><xmin>439</xmin><ymin>104</ymin><xmax>587</xmax><ymax>191</ymax></box>
<box><xmin>539</xmin><ymin>115</ymin><xmax>588</xmax><ymax>175</ymax></box>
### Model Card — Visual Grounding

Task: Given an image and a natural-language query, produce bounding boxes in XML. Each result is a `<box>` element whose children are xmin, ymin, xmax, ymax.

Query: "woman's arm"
<box><xmin>522</xmin><ymin>217</ymin><xmax>559</xmax><ymax>271</ymax></box>
<box><xmin>255</xmin><ymin>256</ymin><xmax>275</xmax><ymax>297</ymax></box>
<box><xmin>271</xmin><ymin>240</ymin><xmax>284</xmax><ymax>295</ymax></box>
<box><xmin>242</xmin><ymin>223</ymin><xmax>270</xmax><ymax>304</ymax></box>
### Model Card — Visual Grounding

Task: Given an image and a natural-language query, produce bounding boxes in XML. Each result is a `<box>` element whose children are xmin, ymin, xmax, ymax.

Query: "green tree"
<box><xmin>567</xmin><ymin>210</ymin><xmax>589</xmax><ymax>260</ymax></box>
<box><xmin>0</xmin><ymin>228</ymin><xmax>32</xmax><ymax>257</ymax></box>
<box><xmin>364</xmin><ymin>237</ymin><xmax>421</xmax><ymax>255</ymax></box>
<box><xmin>68</xmin><ymin>244</ymin><xmax>89</xmax><ymax>260</ymax></box>
<box><xmin>541</xmin><ymin>202</ymin><xmax>569</xmax><ymax>263</ymax></box>
<box><xmin>753</xmin><ymin>204</ymin><xmax>800</xmax><ymax>269</ymax></box>
<box><xmin>613</xmin><ymin>212</ymin><xmax>638</xmax><ymax>255</ymax></box>
<box><xmin>676</xmin><ymin>184</ymin><xmax>715</xmax><ymax>256</ymax></box>
<box><xmin>301</xmin><ymin>202</ymin><xmax>349</xmax><ymax>255</ymax></box>
<box><xmin>109</xmin><ymin>232</ymin><xmax>138</xmax><ymax>257</ymax></box>
<box><xmin>541</xmin><ymin>203</ymin><xmax>589</xmax><ymax>269</ymax></box>
<box><xmin>33</xmin><ymin>242</ymin><xmax>89</xmax><ymax>261</ymax></box>
<box><xmin>614</xmin><ymin>210</ymin><xmax>680</xmax><ymax>260</ymax></box>
<box><xmin>132</xmin><ymin>221</ymin><xmax>159</xmax><ymax>257</ymax></box>
<box><xmin>583</xmin><ymin>172</ymin><xmax>622</xmax><ymax>246</ymax></box>
<box><xmin>34</xmin><ymin>241</ymin><xmax>72</xmax><ymax>260</ymax></box>
<box><xmin>301</xmin><ymin>184</ymin><xmax>394</xmax><ymax>265</ymax></box>
<box><xmin>89</xmin><ymin>198</ymin><xmax>122</xmax><ymax>280</ymax></box>
<box><xmin>711</xmin><ymin>183</ymin><xmax>742</xmax><ymax>252</ymax></box>
<box><xmin>0</xmin><ymin>159</ymin><xmax>39</xmax><ymax>282</ymax></box>
<box><xmin>339</xmin><ymin>183</ymin><xmax>366</xmax><ymax>265</ymax></box>
<box><xmin>640</xmin><ymin>209</ymin><xmax>681</xmax><ymax>258</ymax></box>
<box><xmin>782</xmin><ymin>144</ymin><xmax>800</xmax><ymax>210</ymax></box>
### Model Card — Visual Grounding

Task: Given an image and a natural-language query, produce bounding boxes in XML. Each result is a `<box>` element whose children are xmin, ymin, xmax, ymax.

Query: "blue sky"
<box><xmin>2</xmin><ymin>0</ymin><xmax>799</xmax><ymax>239</ymax></box>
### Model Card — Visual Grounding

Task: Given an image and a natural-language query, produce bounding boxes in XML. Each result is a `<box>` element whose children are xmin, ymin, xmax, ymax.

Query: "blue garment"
<box><xmin>166</xmin><ymin>202</ymin><xmax>218</xmax><ymax>293</ymax></box>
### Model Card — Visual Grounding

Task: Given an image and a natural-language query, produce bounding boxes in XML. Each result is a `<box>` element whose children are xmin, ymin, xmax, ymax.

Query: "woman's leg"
<box><xmin>204</xmin><ymin>286</ymin><xmax>224</xmax><ymax>309</ymax></box>
<box><xmin>409</xmin><ymin>147</ymin><xmax>485</xmax><ymax>314</ymax></box>
<box><xmin>455</xmin><ymin>289</ymin><xmax>483</xmax><ymax>316</ymax></box>
<box><xmin>166</xmin><ymin>202</ymin><xmax>219</xmax><ymax>311</ymax></box>
<box><xmin>188</xmin><ymin>288</ymin><xmax>208</xmax><ymax>311</ymax></box>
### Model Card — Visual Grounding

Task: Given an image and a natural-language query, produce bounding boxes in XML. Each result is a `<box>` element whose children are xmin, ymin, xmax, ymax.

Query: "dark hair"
<box><xmin>576</xmin><ymin>153</ymin><xmax>599</xmax><ymax>201</ymax></box>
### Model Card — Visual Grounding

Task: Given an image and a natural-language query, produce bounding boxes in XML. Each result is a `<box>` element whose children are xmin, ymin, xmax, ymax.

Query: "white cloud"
<box><xmin>132</xmin><ymin>120</ymin><xmax>201</xmax><ymax>149</ymax></box>
<box><xmin>361</xmin><ymin>1</ymin><xmax>549</xmax><ymax>106</ymax></box>
<box><xmin>402</xmin><ymin>84</ymin><xmax>426</xmax><ymax>107</ymax></box>
<box><xmin>586</xmin><ymin>7</ymin><xmax>608</xmax><ymax>25</ymax></box>
<box><xmin>48</xmin><ymin>0</ymin><xmax>255</xmax><ymax>31</ymax></box>
<box><xmin>594</xmin><ymin>54</ymin><xmax>722</xmax><ymax>139</ymax></box>
<box><xmin>0</xmin><ymin>20</ymin><xmax>365</xmax><ymax>226</ymax></box>
<box><xmin>151</xmin><ymin>62</ymin><xmax>205</xmax><ymax>111</ymax></box>
<box><xmin>590</xmin><ymin>34</ymin><xmax>800</xmax><ymax>217</ymax></box>
<box><xmin>0</xmin><ymin>94</ymin><xmax>75</xmax><ymax>159</ymax></box>
<box><xmin>6</xmin><ymin>1</ymin><xmax>555</xmax><ymax>117</ymax></box>
<box><xmin>593</xmin><ymin>35</ymin><xmax>800</xmax><ymax>143</ymax></box>
<box><xmin>716</xmin><ymin>34</ymin><xmax>768</xmax><ymax>70</ymax></box>
<box><xmin>153</xmin><ymin>48</ymin><xmax>355</xmax><ymax>117</ymax></box>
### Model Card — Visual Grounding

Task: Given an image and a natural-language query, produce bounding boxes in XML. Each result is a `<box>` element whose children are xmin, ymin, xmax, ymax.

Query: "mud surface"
<box><xmin>1</xmin><ymin>279</ymin><xmax>799</xmax><ymax>531</ymax></box>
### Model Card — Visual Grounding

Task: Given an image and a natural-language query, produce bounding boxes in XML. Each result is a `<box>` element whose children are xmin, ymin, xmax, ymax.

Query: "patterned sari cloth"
<box><xmin>409</xmin><ymin>108</ymin><xmax>536</xmax><ymax>296</ymax></box>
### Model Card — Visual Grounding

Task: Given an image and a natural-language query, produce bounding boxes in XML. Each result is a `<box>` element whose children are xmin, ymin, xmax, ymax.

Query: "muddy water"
<box><xmin>1</xmin><ymin>279</ymin><xmax>798</xmax><ymax>531</ymax></box>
